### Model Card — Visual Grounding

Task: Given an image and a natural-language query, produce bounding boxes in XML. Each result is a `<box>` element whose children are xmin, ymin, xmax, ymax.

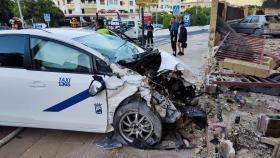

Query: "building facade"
<box><xmin>53</xmin><ymin>0</ymin><xmax>214</xmax><ymax>23</ymax></box>
<box><xmin>53</xmin><ymin>0</ymin><xmax>188</xmax><ymax>16</ymax></box>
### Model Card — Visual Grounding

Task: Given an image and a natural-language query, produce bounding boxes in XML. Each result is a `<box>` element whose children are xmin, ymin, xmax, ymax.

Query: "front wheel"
<box><xmin>254</xmin><ymin>29</ymin><xmax>262</xmax><ymax>36</ymax></box>
<box><xmin>114</xmin><ymin>102</ymin><xmax>162</xmax><ymax>145</ymax></box>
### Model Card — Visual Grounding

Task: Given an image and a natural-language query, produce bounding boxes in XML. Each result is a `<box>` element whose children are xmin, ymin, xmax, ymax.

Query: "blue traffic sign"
<box><xmin>43</xmin><ymin>13</ymin><xmax>51</xmax><ymax>22</ymax></box>
<box><xmin>172</xmin><ymin>5</ymin><xmax>180</xmax><ymax>15</ymax></box>
<box><xmin>183</xmin><ymin>13</ymin><xmax>191</xmax><ymax>27</ymax></box>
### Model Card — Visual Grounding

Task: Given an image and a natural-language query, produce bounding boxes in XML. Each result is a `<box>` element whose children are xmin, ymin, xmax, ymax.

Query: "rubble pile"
<box><xmin>205</xmin><ymin>33</ymin><xmax>280</xmax><ymax>158</ymax></box>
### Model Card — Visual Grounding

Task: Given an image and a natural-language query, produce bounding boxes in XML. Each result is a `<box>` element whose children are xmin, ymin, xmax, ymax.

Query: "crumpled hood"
<box><xmin>117</xmin><ymin>49</ymin><xmax>197</xmax><ymax>84</ymax></box>
<box><xmin>158</xmin><ymin>50</ymin><xmax>197</xmax><ymax>84</ymax></box>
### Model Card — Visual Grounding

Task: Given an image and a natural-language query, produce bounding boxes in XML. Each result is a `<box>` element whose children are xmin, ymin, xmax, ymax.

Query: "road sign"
<box><xmin>183</xmin><ymin>13</ymin><xmax>191</xmax><ymax>27</ymax></box>
<box><xmin>172</xmin><ymin>5</ymin><xmax>180</xmax><ymax>15</ymax></box>
<box><xmin>43</xmin><ymin>13</ymin><xmax>51</xmax><ymax>22</ymax></box>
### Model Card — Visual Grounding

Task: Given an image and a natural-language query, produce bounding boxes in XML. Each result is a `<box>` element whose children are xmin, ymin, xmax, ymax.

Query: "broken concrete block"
<box><xmin>254</xmin><ymin>64</ymin><xmax>270</xmax><ymax>78</ymax></box>
<box><xmin>219</xmin><ymin>58</ymin><xmax>271</xmax><ymax>78</ymax></box>
<box><xmin>262</xmin><ymin>56</ymin><xmax>277</xmax><ymax>69</ymax></box>
<box><xmin>260</xmin><ymin>137</ymin><xmax>280</xmax><ymax>147</ymax></box>
<box><xmin>257</xmin><ymin>114</ymin><xmax>280</xmax><ymax>138</ymax></box>
<box><xmin>272</xmin><ymin>144</ymin><xmax>280</xmax><ymax>158</ymax></box>
<box><xmin>218</xmin><ymin>140</ymin><xmax>235</xmax><ymax>158</ymax></box>
<box><xmin>219</xmin><ymin>58</ymin><xmax>235</xmax><ymax>70</ymax></box>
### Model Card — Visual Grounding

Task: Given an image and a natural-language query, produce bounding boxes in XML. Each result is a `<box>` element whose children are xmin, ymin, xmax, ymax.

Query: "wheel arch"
<box><xmin>112</xmin><ymin>93</ymin><xmax>147</xmax><ymax>122</ymax></box>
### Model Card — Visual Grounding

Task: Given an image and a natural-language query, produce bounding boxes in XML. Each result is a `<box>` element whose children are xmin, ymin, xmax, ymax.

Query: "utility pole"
<box><xmin>141</xmin><ymin>7</ymin><xmax>145</xmax><ymax>46</ymax></box>
<box><xmin>196</xmin><ymin>0</ymin><xmax>198</xmax><ymax>15</ymax></box>
<box><xmin>156</xmin><ymin>4</ymin><xmax>158</xmax><ymax>25</ymax></box>
<box><xmin>16</xmin><ymin>0</ymin><xmax>24</xmax><ymax>27</ymax></box>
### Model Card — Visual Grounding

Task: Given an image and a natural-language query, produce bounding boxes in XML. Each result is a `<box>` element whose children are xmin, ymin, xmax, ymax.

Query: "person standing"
<box><xmin>9</xmin><ymin>17</ymin><xmax>23</xmax><ymax>30</ymax></box>
<box><xmin>96</xmin><ymin>19</ymin><xmax>110</xmax><ymax>35</ymax></box>
<box><xmin>169</xmin><ymin>17</ymin><xmax>179</xmax><ymax>56</ymax></box>
<box><xmin>146</xmin><ymin>21</ymin><xmax>154</xmax><ymax>48</ymax></box>
<box><xmin>178</xmin><ymin>22</ymin><xmax>187</xmax><ymax>55</ymax></box>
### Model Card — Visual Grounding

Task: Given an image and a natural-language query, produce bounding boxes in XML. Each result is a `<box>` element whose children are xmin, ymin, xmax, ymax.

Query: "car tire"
<box><xmin>254</xmin><ymin>29</ymin><xmax>262</xmax><ymax>36</ymax></box>
<box><xmin>114</xmin><ymin>102</ymin><xmax>162</xmax><ymax>145</ymax></box>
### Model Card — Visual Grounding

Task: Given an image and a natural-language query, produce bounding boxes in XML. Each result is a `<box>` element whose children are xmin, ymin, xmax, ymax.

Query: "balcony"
<box><xmin>66</xmin><ymin>3</ymin><xmax>75</xmax><ymax>9</ymax></box>
<box><xmin>80</xmin><ymin>3</ymin><xmax>97</xmax><ymax>8</ymax></box>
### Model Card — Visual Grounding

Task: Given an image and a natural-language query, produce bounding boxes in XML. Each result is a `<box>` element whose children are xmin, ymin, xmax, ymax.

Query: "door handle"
<box><xmin>30</xmin><ymin>81</ymin><xmax>46</xmax><ymax>88</ymax></box>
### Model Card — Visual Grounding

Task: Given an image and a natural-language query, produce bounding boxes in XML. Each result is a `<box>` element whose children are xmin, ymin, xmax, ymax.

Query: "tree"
<box><xmin>13</xmin><ymin>0</ymin><xmax>64</xmax><ymax>26</ymax></box>
<box><xmin>0</xmin><ymin>0</ymin><xmax>15</xmax><ymax>25</ymax></box>
<box><xmin>184</xmin><ymin>6</ymin><xmax>211</xmax><ymax>26</ymax></box>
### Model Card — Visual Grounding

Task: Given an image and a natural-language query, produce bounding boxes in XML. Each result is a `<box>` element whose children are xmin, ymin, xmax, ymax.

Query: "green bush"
<box><xmin>184</xmin><ymin>6</ymin><xmax>211</xmax><ymax>26</ymax></box>
<box><xmin>151</xmin><ymin>7</ymin><xmax>211</xmax><ymax>27</ymax></box>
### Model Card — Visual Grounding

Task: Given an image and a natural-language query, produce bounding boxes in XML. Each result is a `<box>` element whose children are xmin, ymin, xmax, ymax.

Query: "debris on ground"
<box><xmin>205</xmin><ymin>29</ymin><xmax>280</xmax><ymax>158</ymax></box>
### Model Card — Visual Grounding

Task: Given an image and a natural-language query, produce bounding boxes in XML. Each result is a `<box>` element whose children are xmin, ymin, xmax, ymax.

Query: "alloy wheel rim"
<box><xmin>119</xmin><ymin>111</ymin><xmax>153</xmax><ymax>143</ymax></box>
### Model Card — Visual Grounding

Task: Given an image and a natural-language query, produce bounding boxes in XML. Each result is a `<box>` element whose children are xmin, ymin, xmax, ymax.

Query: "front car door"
<box><xmin>237</xmin><ymin>16</ymin><xmax>252</xmax><ymax>33</ymax></box>
<box><xmin>0</xmin><ymin>34</ymin><xmax>33</xmax><ymax>124</ymax></box>
<box><xmin>26</xmin><ymin>36</ymin><xmax>108</xmax><ymax>132</ymax></box>
<box><xmin>247</xmin><ymin>16</ymin><xmax>260</xmax><ymax>34</ymax></box>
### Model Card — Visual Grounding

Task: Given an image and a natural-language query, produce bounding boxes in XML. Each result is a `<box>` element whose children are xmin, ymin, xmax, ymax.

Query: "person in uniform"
<box><xmin>96</xmin><ymin>19</ymin><xmax>110</xmax><ymax>35</ymax></box>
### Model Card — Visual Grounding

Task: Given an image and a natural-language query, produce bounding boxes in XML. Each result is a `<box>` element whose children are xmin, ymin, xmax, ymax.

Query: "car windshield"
<box><xmin>74</xmin><ymin>33</ymin><xmax>145</xmax><ymax>62</ymax></box>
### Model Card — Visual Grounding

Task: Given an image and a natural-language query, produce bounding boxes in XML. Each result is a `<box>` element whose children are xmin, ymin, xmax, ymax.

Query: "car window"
<box><xmin>30</xmin><ymin>37</ymin><xmax>91</xmax><ymax>74</ymax></box>
<box><xmin>0</xmin><ymin>36</ymin><xmax>25</xmax><ymax>68</ymax></box>
<box><xmin>240</xmin><ymin>16</ymin><xmax>252</xmax><ymax>23</ymax></box>
<box><xmin>250</xmin><ymin>16</ymin><xmax>259</xmax><ymax>23</ymax></box>
<box><xmin>74</xmin><ymin>34</ymin><xmax>145</xmax><ymax>62</ymax></box>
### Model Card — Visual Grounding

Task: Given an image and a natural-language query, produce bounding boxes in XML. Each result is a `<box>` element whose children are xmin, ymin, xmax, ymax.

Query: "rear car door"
<box><xmin>0</xmin><ymin>35</ymin><xmax>32</xmax><ymax>124</ymax></box>
<box><xmin>26</xmin><ymin>36</ymin><xmax>108</xmax><ymax>132</ymax></box>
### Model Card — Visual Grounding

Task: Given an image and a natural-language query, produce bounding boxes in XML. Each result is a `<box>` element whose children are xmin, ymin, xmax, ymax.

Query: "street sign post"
<box><xmin>183</xmin><ymin>13</ymin><xmax>191</xmax><ymax>27</ymax></box>
<box><xmin>136</xmin><ymin>0</ymin><xmax>159</xmax><ymax>46</ymax></box>
<box><xmin>43</xmin><ymin>13</ymin><xmax>51</xmax><ymax>27</ymax></box>
<box><xmin>172</xmin><ymin>5</ymin><xmax>180</xmax><ymax>15</ymax></box>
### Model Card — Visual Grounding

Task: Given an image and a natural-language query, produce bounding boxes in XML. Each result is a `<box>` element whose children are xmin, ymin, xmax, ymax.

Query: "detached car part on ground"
<box><xmin>0</xmin><ymin>29</ymin><xmax>206</xmax><ymax>147</ymax></box>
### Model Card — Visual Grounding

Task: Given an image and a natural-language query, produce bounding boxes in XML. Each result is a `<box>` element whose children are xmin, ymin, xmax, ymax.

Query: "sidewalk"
<box><xmin>157</xmin><ymin>30</ymin><xmax>209</xmax><ymax>76</ymax></box>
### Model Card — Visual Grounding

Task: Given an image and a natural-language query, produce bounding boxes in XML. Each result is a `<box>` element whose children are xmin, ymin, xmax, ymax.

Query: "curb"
<box><xmin>154</xmin><ymin>28</ymin><xmax>209</xmax><ymax>38</ymax></box>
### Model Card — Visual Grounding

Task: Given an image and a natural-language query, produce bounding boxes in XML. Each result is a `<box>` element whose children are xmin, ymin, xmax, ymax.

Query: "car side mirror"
<box><xmin>88</xmin><ymin>76</ymin><xmax>105</xmax><ymax>96</ymax></box>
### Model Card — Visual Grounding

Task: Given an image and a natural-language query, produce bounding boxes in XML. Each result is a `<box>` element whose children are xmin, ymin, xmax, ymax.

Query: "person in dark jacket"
<box><xmin>169</xmin><ymin>17</ymin><xmax>179</xmax><ymax>56</ymax></box>
<box><xmin>177</xmin><ymin>22</ymin><xmax>187</xmax><ymax>55</ymax></box>
<box><xmin>146</xmin><ymin>21</ymin><xmax>154</xmax><ymax>48</ymax></box>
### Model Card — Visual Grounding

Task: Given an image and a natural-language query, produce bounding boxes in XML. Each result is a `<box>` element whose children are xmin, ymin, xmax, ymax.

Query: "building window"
<box><xmin>81</xmin><ymin>0</ymin><xmax>85</xmax><ymax>3</ymax></box>
<box><xmin>130</xmin><ymin>9</ymin><xmax>133</xmax><ymax>13</ymax></box>
<box><xmin>68</xmin><ymin>9</ymin><xmax>72</xmax><ymax>14</ymax></box>
<box><xmin>120</xmin><ymin>1</ymin><xmax>124</xmax><ymax>6</ymax></box>
<box><xmin>82</xmin><ymin>8</ymin><xmax>85</xmax><ymax>14</ymax></box>
<box><xmin>100</xmin><ymin>0</ymin><xmax>105</xmax><ymax>5</ymax></box>
<box><xmin>64</xmin><ymin>10</ymin><xmax>66</xmax><ymax>14</ymax></box>
<box><xmin>129</xmin><ymin>1</ymin><xmax>133</xmax><ymax>6</ymax></box>
<box><xmin>88</xmin><ymin>0</ymin><xmax>92</xmax><ymax>3</ymax></box>
<box><xmin>63</xmin><ymin>0</ymin><xmax>65</xmax><ymax>5</ymax></box>
<box><xmin>67</xmin><ymin>0</ymin><xmax>72</xmax><ymax>4</ymax></box>
<box><xmin>57</xmin><ymin>1</ymin><xmax>60</xmax><ymax>6</ymax></box>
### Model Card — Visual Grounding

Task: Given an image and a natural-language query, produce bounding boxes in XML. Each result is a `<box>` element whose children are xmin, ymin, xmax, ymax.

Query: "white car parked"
<box><xmin>0</xmin><ymin>29</ymin><xmax>197</xmax><ymax>145</ymax></box>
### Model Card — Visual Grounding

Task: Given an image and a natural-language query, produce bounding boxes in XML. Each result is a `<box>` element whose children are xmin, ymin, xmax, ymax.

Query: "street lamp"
<box><xmin>196</xmin><ymin>0</ymin><xmax>198</xmax><ymax>15</ymax></box>
<box><xmin>16</xmin><ymin>0</ymin><xmax>24</xmax><ymax>27</ymax></box>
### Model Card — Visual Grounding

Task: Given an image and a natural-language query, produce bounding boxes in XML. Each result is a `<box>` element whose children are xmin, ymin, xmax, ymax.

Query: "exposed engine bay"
<box><xmin>115</xmin><ymin>49</ymin><xmax>207</xmax><ymax>149</ymax></box>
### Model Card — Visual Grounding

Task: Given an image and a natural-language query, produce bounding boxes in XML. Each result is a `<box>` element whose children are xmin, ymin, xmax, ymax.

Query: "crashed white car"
<box><xmin>0</xmin><ymin>29</ymin><xmax>198</xmax><ymax>145</ymax></box>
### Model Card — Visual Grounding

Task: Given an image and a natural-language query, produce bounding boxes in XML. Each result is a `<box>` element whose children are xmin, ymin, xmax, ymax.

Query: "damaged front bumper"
<box><xmin>105</xmin><ymin>49</ymin><xmax>206</xmax><ymax>132</ymax></box>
